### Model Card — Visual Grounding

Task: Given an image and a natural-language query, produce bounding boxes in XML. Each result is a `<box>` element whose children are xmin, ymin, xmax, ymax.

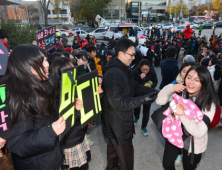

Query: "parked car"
<box><xmin>152</xmin><ymin>24</ymin><xmax>162</xmax><ymax>29</ymax></box>
<box><xmin>89</xmin><ymin>28</ymin><xmax>106</xmax><ymax>39</ymax></box>
<box><xmin>193</xmin><ymin>19</ymin><xmax>202</xmax><ymax>24</ymax></box>
<box><xmin>85</xmin><ymin>28</ymin><xmax>97</xmax><ymax>33</ymax></box>
<box><xmin>161</xmin><ymin>23</ymin><xmax>174</xmax><ymax>29</ymax></box>
<box><xmin>142</xmin><ymin>25</ymin><xmax>152</xmax><ymax>30</ymax></box>
<box><xmin>56</xmin><ymin>29</ymin><xmax>69</xmax><ymax>37</ymax></box>
<box><xmin>201</xmin><ymin>23</ymin><xmax>213</xmax><ymax>29</ymax></box>
<box><xmin>104</xmin><ymin>24</ymin><xmax>144</xmax><ymax>39</ymax></box>
<box><xmin>74</xmin><ymin>30</ymin><xmax>90</xmax><ymax>38</ymax></box>
<box><xmin>172</xmin><ymin>25</ymin><xmax>186</xmax><ymax>33</ymax></box>
<box><xmin>60</xmin><ymin>29</ymin><xmax>74</xmax><ymax>36</ymax></box>
<box><xmin>214</xmin><ymin>22</ymin><xmax>222</xmax><ymax>27</ymax></box>
<box><xmin>189</xmin><ymin>23</ymin><xmax>197</xmax><ymax>29</ymax></box>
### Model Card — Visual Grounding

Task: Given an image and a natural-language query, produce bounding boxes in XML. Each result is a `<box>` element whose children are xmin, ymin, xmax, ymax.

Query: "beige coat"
<box><xmin>156</xmin><ymin>84</ymin><xmax>216</xmax><ymax>154</ymax></box>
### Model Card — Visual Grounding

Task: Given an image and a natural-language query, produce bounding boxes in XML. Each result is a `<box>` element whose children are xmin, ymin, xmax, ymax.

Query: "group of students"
<box><xmin>0</xmin><ymin>26</ymin><xmax>221</xmax><ymax>170</ymax></box>
<box><xmin>0</xmin><ymin>27</ymin><xmax>105</xmax><ymax>170</ymax></box>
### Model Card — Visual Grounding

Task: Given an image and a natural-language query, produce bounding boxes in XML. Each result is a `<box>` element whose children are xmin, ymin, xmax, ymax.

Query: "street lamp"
<box><xmin>147</xmin><ymin>7</ymin><xmax>152</xmax><ymax>26</ymax></box>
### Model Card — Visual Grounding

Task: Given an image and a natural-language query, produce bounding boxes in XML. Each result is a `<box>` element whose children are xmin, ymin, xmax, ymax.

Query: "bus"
<box><xmin>190</xmin><ymin>16</ymin><xmax>213</xmax><ymax>23</ymax></box>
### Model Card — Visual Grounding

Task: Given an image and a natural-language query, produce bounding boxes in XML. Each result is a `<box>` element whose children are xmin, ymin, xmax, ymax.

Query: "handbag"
<box><xmin>151</xmin><ymin>103</ymin><xmax>169</xmax><ymax>137</ymax></box>
<box><xmin>0</xmin><ymin>143</ymin><xmax>14</xmax><ymax>170</ymax></box>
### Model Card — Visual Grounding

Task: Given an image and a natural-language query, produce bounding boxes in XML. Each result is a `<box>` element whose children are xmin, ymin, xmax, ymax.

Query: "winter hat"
<box><xmin>78</xmin><ymin>50</ymin><xmax>88</xmax><ymax>58</ymax></box>
<box><xmin>65</xmin><ymin>47</ymin><xmax>72</xmax><ymax>52</ymax></box>
<box><xmin>201</xmin><ymin>58</ymin><xmax>211</xmax><ymax>67</ymax></box>
<box><xmin>183</xmin><ymin>55</ymin><xmax>195</xmax><ymax>63</ymax></box>
<box><xmin>71</xmin><ymin>49</ymin><xmax>79</xmax><ymax>57</ymax></box>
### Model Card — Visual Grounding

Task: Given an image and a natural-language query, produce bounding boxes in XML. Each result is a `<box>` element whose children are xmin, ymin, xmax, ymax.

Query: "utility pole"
<box><xmin>121</xmin><ymin>0</ymin><xmax>122</xmax><ymax>23</ymax></box>
<box><xmin>25</xmin><ymin>5</ymin><xmax>30</xmax><ymax>25</ymax></box>
<box><xmin>138</xmin><ymin>0</ymin><xmax>140</xmax><ymax>26</ymax></box>
<box><xmin>180</xmin><ymin>3</ymin><xmax>183</xmax><ymax>19</ymax></box>
<box><xmin>147</xmin><ymin>7</ymin><xmax>152</xmax><ymax>26</ymax></box>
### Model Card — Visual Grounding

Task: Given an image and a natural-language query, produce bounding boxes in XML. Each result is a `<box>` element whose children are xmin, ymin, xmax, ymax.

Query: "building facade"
<box><xmin>0</xmin><ymin>0</ymin><xmax>22</xmax><ymax>21</ymax></box>
<box><xmin>126</xmin><ymin>0</ymin><xmax>167</xmax><ymax>24</ymax></box>
<box><xmin>104</xmin><ymin>0</ymin><xmax>126</xmax><ymax>22</ymax></box>
<box><xmin>22</xmin><ymin>0</ymin><xmax>72</xmax><ymax>28</ymax></box>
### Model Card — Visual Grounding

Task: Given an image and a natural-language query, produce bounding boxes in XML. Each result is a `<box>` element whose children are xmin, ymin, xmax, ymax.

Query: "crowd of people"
<box><xmin>0</xmin><ymin>23</ymin><xmax>221</xmax><ymax>170</ymax></box>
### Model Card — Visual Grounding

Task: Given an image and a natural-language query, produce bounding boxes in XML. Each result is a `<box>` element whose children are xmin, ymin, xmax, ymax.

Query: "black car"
<box><xmin>214</xmin><ymin>22</ymin><xmax>222</xmax><ymax>27</ymax></box>
<box><xmin>202</xmin><ymin>23</ymin><xmax>213</xmax><ymax>29</ymax></box>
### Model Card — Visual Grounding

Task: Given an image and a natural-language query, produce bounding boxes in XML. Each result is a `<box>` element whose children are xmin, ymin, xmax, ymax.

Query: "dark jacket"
<box><xmin>101</xmin><ymin>58</ymin><xmax>155</xmax><ymax>145</ymax></box>
<box><xmin>154</xmin><ymin>44</ymin><xmax>161</xmax><ymax>56</ymax></box>
<box><xmin>172</xmin><ymin>43</ymin><xmax>179</xmax><ymax>51</ymax></box>
<box><xmin>88</xmin><ymin>57</ymin><xmax>96</xmax><ymax>71</ymax></box>
<box><xmin>160</xmin><ymin>57</ymin><xmax>179</xmax><ymax>89</ymax></box>
<box><xmin>7</xmin><ymin>77</ymin><xmax>63</xmax><ymax>170</ymax></box>
<box><xmin>132</xmin><ymin>66</ymin><xmax>158</xmax><ymax>88</ymax></box>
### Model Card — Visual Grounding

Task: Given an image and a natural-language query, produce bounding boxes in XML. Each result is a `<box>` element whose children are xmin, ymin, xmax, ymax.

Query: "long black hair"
<box><xmin>184</xmin><ymin>65</ymin><xmax>220</xmax><ymax>111</ymax></box>
<box><xmin>179</xmin><ymin>62</ymin><xmax>196</xmax><ymax>74</ymax></box>
<box><xmin>0</xmin><ymin>44</ymin><xmax>54</xmax><ymax>126</ymax></box>
<box><xmin>49</xmin><ymin>57</ymin><xmax>73</xmax><ymax>78</ymax></box>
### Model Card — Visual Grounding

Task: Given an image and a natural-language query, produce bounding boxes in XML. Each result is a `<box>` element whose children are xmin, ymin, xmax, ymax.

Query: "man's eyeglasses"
<box><xmin>124</xmin><ymin>52</ymin><xmax>135</xmax><ymax>57</ymax></box>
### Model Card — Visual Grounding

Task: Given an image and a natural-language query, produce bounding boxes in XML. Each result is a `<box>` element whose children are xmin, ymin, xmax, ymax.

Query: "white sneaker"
<box><xmin>175</xmin><ymin>154</ymin><xmax>183</xmax><ymax>166</ymax></box>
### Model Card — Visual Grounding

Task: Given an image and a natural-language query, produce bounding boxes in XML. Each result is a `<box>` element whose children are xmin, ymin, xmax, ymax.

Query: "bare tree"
<box><xmin>37</xmin><ymin>0</ymin><xmax>51</xmax><ymax>27</ymax></box>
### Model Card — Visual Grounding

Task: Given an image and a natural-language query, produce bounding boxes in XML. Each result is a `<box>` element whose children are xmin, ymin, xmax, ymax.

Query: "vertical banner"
<box><xmin>77</xmin><ymin>70</ymin><xmax>102</xmax><ymax>128</ymax></box>
<box><xmin>0</xmin><ymin>85</ymin><xmax>11</xmax><ymax>139</ymax></box>
<box><xmin>0</xmin><ymin>41</ymin><xmax>9</xmax><ymax>76</ymax></box>
<box><xmin>37</xmin><ymin>25</ymin><xmax>56</xmax><ymax>52</ymax></box>
<box><xmin>59</xmin><ymin>67</ymin><xmax>77</xmax><ymax>141</ymax></box>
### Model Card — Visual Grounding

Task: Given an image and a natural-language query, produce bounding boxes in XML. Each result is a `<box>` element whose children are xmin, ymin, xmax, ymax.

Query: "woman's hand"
<box><xmin>97</xmin><ymin>85</ymin><xmax>103</xmax><ymax>94</ymax></box>
<box><xmin>172</xmin><ymin>83</ymin><xmax>186</xmax><ymax>93</ymax></box>
<box><xmin>175</xmin><ymin>104</ymin><xmax>184</xmax><ymax>116</ymax></box>
<box><xmin>0</xmin><ymin>137</ymin><xmax>6</xmax><ymax>149</ymax></box>
<box><xmin>52</xmin><ymin>117</ymin><xmax>66</xmax><ymax>136</ymax></box>
<box><xmin>98</xmin><ymin>77</ymin><xmax>102</xmax><ymax>85</ymax></box>
<box><xmin>140</xmin><ymin>73</ymin><xmax>146</xmax><ymax>79</ymax></box>
<box><xmin>75</xmin><ymin>98</ymin><xmax>83</xmax><ymax>111</ymax></box>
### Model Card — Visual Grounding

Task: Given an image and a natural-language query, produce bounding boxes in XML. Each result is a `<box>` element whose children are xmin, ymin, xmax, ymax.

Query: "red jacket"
<box><xmin>183</xmin><ymin>24</ymin><xmax>193</xmax><ymax>39</ymax></box>
<box><xmin>56</xmin><ymin>41</ymin><xmax>64</xmax><ymax>49</ymax></box>
<box><xmin>79</xmin><ymin>40</ymin><xmax>89</xmax><ymax>49</ymax></box>
<box><xmin>1</xmin><ymin>39</ymin><xmax>8</xmax><ymax>49</ymax></box>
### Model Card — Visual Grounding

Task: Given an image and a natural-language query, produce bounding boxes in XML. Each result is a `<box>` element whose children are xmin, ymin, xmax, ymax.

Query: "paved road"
<box><xmin>85</xmin><ymin>51</ymin><xmax>222</xmax><ymax>170</ymax></box>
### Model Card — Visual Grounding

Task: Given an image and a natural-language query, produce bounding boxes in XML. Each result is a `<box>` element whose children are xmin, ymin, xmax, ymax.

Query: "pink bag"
<box><xmin>162</xmin><ymin>94</ymin><xmax>204</xmax><ymax>148</ymax></box>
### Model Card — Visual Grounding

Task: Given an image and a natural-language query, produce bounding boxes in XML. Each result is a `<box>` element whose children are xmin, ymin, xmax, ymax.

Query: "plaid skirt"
<box><xmin>63</xmin><ymin>135</ymin><xmax>90</xmax><ymax>168</ymax></box>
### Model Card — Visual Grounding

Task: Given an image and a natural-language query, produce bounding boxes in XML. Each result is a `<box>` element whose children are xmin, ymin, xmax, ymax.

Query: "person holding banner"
<box><xmin>1</xmin><ymin>44</ymin><xmax>66</xmax><ymax>170</ymax></box>
<box><xmin>50</xmin><ymin>57</ymin><xmax>91</xmax><ymax>170</ymax></box>
<box><xmin>102</xmin><ymin>39</ymin><xmax>158</xmax><ymax>170</ymax></box>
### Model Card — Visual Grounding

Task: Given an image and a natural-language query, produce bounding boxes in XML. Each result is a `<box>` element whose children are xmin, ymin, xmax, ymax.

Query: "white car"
<box><xmin>74</xmin><ymin>30</ymin><xmax>90</xmax><ymax>38</ymax></box>
<box><xmin>189</xmin><ymin>23</ymin><xmax>197</xmax><ymax>29</ymax></box>
<box><xmin>143</xmin><ymin>25</ymin><xmax>152</xmax><ymax>30</ymax></box>
<box><xmin>152</xmin><ymin>24</ymin><xmax>162</xmax><ymax>29</ymax></box>
<box><xmin>172</xmin><ymin>25</ymin><xmax>186</xmax><ymax>33</ymax></box>
<box><xmin>89</xmin><ymin>28</ymin><xmax>106</xmax><ymax>39</ymax></box>
<box><xmin>161</xmin><ymin>23</ymin><xmax>174</xmax><ymax>29</ymax></box>
<box><xmin>105</xmin><ymin>25</ymin><xmax>144</xmax><ymax>39</ymax></box>
<box><xmin>56</xmin><ymin>29</ymin><xmax>69</xmax><ymax>37</ymax></box>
